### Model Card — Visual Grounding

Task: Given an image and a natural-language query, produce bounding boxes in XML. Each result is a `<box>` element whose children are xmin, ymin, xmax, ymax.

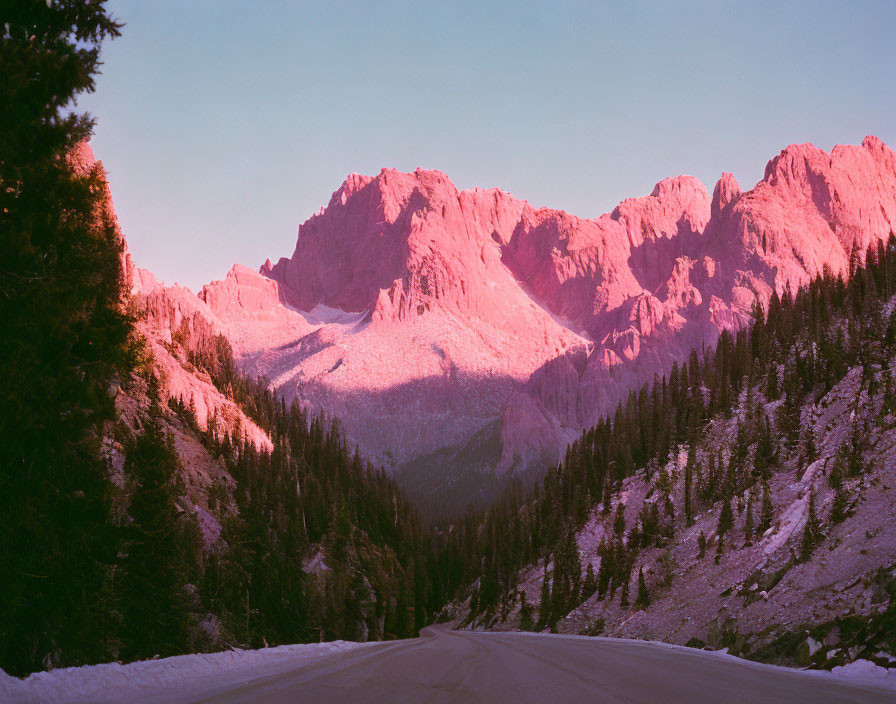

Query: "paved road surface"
<box><xmin>193</xmin><ymin>627</ymin><xmax>893</xmax><ymax>704</ymax></box>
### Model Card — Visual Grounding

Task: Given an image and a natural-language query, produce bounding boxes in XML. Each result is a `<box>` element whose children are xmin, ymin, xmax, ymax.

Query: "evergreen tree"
<box><xmin>0</xmin><ymin>0</ymin><xmax>131</xmax><ymax>676</ymax></box>
<box><xmin>829</xmin><ymin>447</ymin><xmax>846</xmax><ymax>489</ymax></box>
<box><xmin>119</xmin><ymin>418</ymin><xmax>199</xmax><ymax>661</ymax></box>
<box><xmin>766</xmin><ymin>364</ymin><xmax>780</xmax><ymax>400</ymax></box>
<box><xmin>596</xmin><ymin>541</ymin><xmax>612</xmax><ymax>598</ymax></box>
<box><xmin>614</xmin><ymin>503</ymin><xmax>626</xmax><ymax>535</ymax></box>
<box><xmin>467</xmin><ymin>587</ymin><xmax>479</xmax><ymax>621</ymax></box>
<box><xmin>582</xmin><ymin>563</ymin><xmax>597</xmax><ymax>600</ymax></box>
<box><xmin>635</xmin><ymin>568</ymin><xmax>649</xmax><ymax>609</ymax></box>
<box><xmin>549</xmin><ymin>553</ymin><xmax>567</xmax><ymax>626</ymax></box>
<box><xmin>717</xmin><ymin>498</ymin><xmax>734</xmax><ymax>538</ymax></box>
<box><xmin>831</xmin><ymin>481</ymin><xmax>849</xmax><ymax>525</ymax></box>
<box><xmin>800</xmin><ymin>491</ymin><xmax>822</xmax><ymax>561</ymax></box>
<box><xmin>776</xmin><ymin>387</ymin><xmax>802</xmax><ymax>452</ymax></box>
<box><xmin>519</xmin><ymin>596</ymin><xmax>534</xmax><ymax>631</ymax></box>
<box><xmin>394</xmin><ymin>579</ymin><xmax>410</xmax><ymax>639</ymax></box>
<box><xmin>846</xmin><ymin>422</ymin><xmax>865</xmax><ymax>477</ymax></box>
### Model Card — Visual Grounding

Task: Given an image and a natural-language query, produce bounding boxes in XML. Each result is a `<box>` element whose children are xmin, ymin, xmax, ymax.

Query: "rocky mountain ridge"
<box><xmin>142</xmin><ymin>137</ymin><xmax>896</xmax><ymax>512</ymax></box>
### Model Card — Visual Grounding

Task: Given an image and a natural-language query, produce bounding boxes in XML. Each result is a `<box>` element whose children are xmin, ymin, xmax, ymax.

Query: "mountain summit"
<box><xmin>142</xmin><ymin>137</ymin><xmax>896</xmax><ymax>513</ymax></box>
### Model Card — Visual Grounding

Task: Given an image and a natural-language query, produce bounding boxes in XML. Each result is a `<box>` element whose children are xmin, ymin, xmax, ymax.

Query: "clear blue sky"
<box><xmin>81</xmin><ymin>0</ymin><xmax>896</xmax><ymax>291</ymax></box>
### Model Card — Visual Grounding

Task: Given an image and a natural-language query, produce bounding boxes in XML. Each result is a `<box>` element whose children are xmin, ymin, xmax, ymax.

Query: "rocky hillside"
<box><xmin>451</xmin><ymin>253</ymin><xmax>896</xmax><ymax>671</ymax></box>
<box><xmin>179</xmin><ymin>137</ymin><xmax>896</xmax><ymax>513</ymax></box>
<box><xmin>466</xmin><ymin>363</ymin><xmax>896</xmax><ymax>667</ymax></box>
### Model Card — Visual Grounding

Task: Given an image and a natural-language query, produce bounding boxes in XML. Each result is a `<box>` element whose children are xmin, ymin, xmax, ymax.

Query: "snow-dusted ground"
<box><xmin>0</xmin><ymin>641</ymin><xmax>371</xmax><ymax>704</ymax></box>
<box><xmin>828</xmin><ymin>659</ymin><xmax>896</xmax><ymax>691</ymax></box>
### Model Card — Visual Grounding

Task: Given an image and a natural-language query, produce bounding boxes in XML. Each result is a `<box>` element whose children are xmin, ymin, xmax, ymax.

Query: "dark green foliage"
<box><xmin>766</xmin><ymin>364</ymin><xmax>780</xmax><ymax>401</ymax></box>
<box><xmin>614</xmin><ymin>503</ymin><xmax>626</xmax><ymax>535</ymax></box>
<box><xmin>518</xmin><ymin>595</ymin><xmax>534</xmax><ymax>631</ymax></box>
<box><xmin>0</xmin><ymin>0</ymin><xmax>135</xmax><ymax>676</ymax></box>
<box><xmin>831</xmin><ymin>481</ymin><xmax>849</xmax><ymax>525</ymax></box>
<box><xmin>829</xmin><ymin>445</ymin><xmax>850</xmax><ymax>525</ymax></box>
<box><xmin>582</xmin><ymin>563</ymin><xmax>597</xmax><ymax>601</ymax></box>
<box><xmin>800</xmin><ymin>491</ymin><xmax>822</xmax><ymax>561</ymax></box>
<box><xmin>209</xmin><ymin>388</ymin><xmax>430</xmax><ymax>646</ymax></box>
<box><xmin>118</xmin><ymin>418</ymin><xmax>201</xmax><ymax>660</ymax></box>
<box><xmin>717</xmin><ymin>498</ymin><xmax>734</xmax><ymax>538</ymax></box>
<box><xmin>844</xmin><ymin>419</ymin><xmax>867</xmax><ymax>478</ymax></box>
<box><xmin>804</xmin><ymin>429</ymin><xmax>817</xmax><ymax>465</ymax></box>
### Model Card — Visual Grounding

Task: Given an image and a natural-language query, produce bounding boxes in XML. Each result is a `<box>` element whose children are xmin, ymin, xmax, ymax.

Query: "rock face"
<box><xmin>184</xmin><ymin>137</ymin><xmax>896</xmax><ymax>507</ymax></box>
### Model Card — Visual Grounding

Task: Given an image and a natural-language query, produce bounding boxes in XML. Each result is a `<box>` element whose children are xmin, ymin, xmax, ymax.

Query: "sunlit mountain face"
<box><xmin>132</xmin><ymin>138</ymin><xmax>896</xmax><ymax>515</ymax></box>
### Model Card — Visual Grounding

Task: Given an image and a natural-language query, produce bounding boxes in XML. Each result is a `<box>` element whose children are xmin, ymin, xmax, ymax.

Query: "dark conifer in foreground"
<box><xmin>0</xmin><ymin>0</ymin><xmax>133</xmax><ymax>676</ymax></box>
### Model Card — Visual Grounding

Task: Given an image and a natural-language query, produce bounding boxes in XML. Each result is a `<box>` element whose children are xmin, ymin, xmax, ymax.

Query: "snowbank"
<box><xmin>0</xmin><ymin>640</ymin><xmax>370</xmax><ymax>704</ymax></box>
<box><xmin>830</xmin><ymin>659</ymin><xmax>896</xmax><ymax>691</ymax></box>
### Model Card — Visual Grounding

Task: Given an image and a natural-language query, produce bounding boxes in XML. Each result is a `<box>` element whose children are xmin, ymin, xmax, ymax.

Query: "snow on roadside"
<box><xmin>0</xmin><ymin>640</ymin><xmax>371</xmax><ymax>704</ymax></box>
<box><xmin>829</xmin><ymin>659</ymin><xmax>896</xmax><ymax>691</ymax></box>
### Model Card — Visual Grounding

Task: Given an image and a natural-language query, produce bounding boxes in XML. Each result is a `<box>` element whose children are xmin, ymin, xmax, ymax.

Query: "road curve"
<box><xmin>192</xmin><ymin>626</ymin><xmax>892</xmax><ymax>704</ymax></box>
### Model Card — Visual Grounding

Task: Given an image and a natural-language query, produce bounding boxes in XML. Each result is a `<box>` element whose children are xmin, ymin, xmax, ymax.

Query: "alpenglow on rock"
<box><xmin>155</xmin><ymin>137</ymin><xmax>896</xmax><ymax>511</ymax></box>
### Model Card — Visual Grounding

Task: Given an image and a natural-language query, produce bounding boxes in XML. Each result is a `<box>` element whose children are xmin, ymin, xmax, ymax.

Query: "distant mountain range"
<box><xmin>131</xmin><ymin>136</ymin><xmax>896</xmax><ymax>513</ymax></box>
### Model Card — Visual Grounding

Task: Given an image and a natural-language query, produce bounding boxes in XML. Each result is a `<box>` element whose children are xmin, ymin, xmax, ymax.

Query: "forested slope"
<box><xmin>450</xmin><ymin>242</ymin><xmax>896</xmax><ymax>670</ymax></box>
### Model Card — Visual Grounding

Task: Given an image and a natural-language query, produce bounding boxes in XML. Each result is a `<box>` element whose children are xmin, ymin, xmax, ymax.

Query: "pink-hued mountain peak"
<box><xmin>136</xmin><ymin>136</ymin><xmax>896</xmax><ymax>506</ymax></box>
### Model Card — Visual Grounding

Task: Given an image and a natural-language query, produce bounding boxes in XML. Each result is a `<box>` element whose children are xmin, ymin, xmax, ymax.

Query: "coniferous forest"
<box><xmin>3</xmin><ymin>0</ymin><xmax>896</xmax><ymax>681</ymax></box>
<box><xmin>453</xmin><ymin>241</ymin><xmax>896</xmax><ymax>630</ymax></box>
